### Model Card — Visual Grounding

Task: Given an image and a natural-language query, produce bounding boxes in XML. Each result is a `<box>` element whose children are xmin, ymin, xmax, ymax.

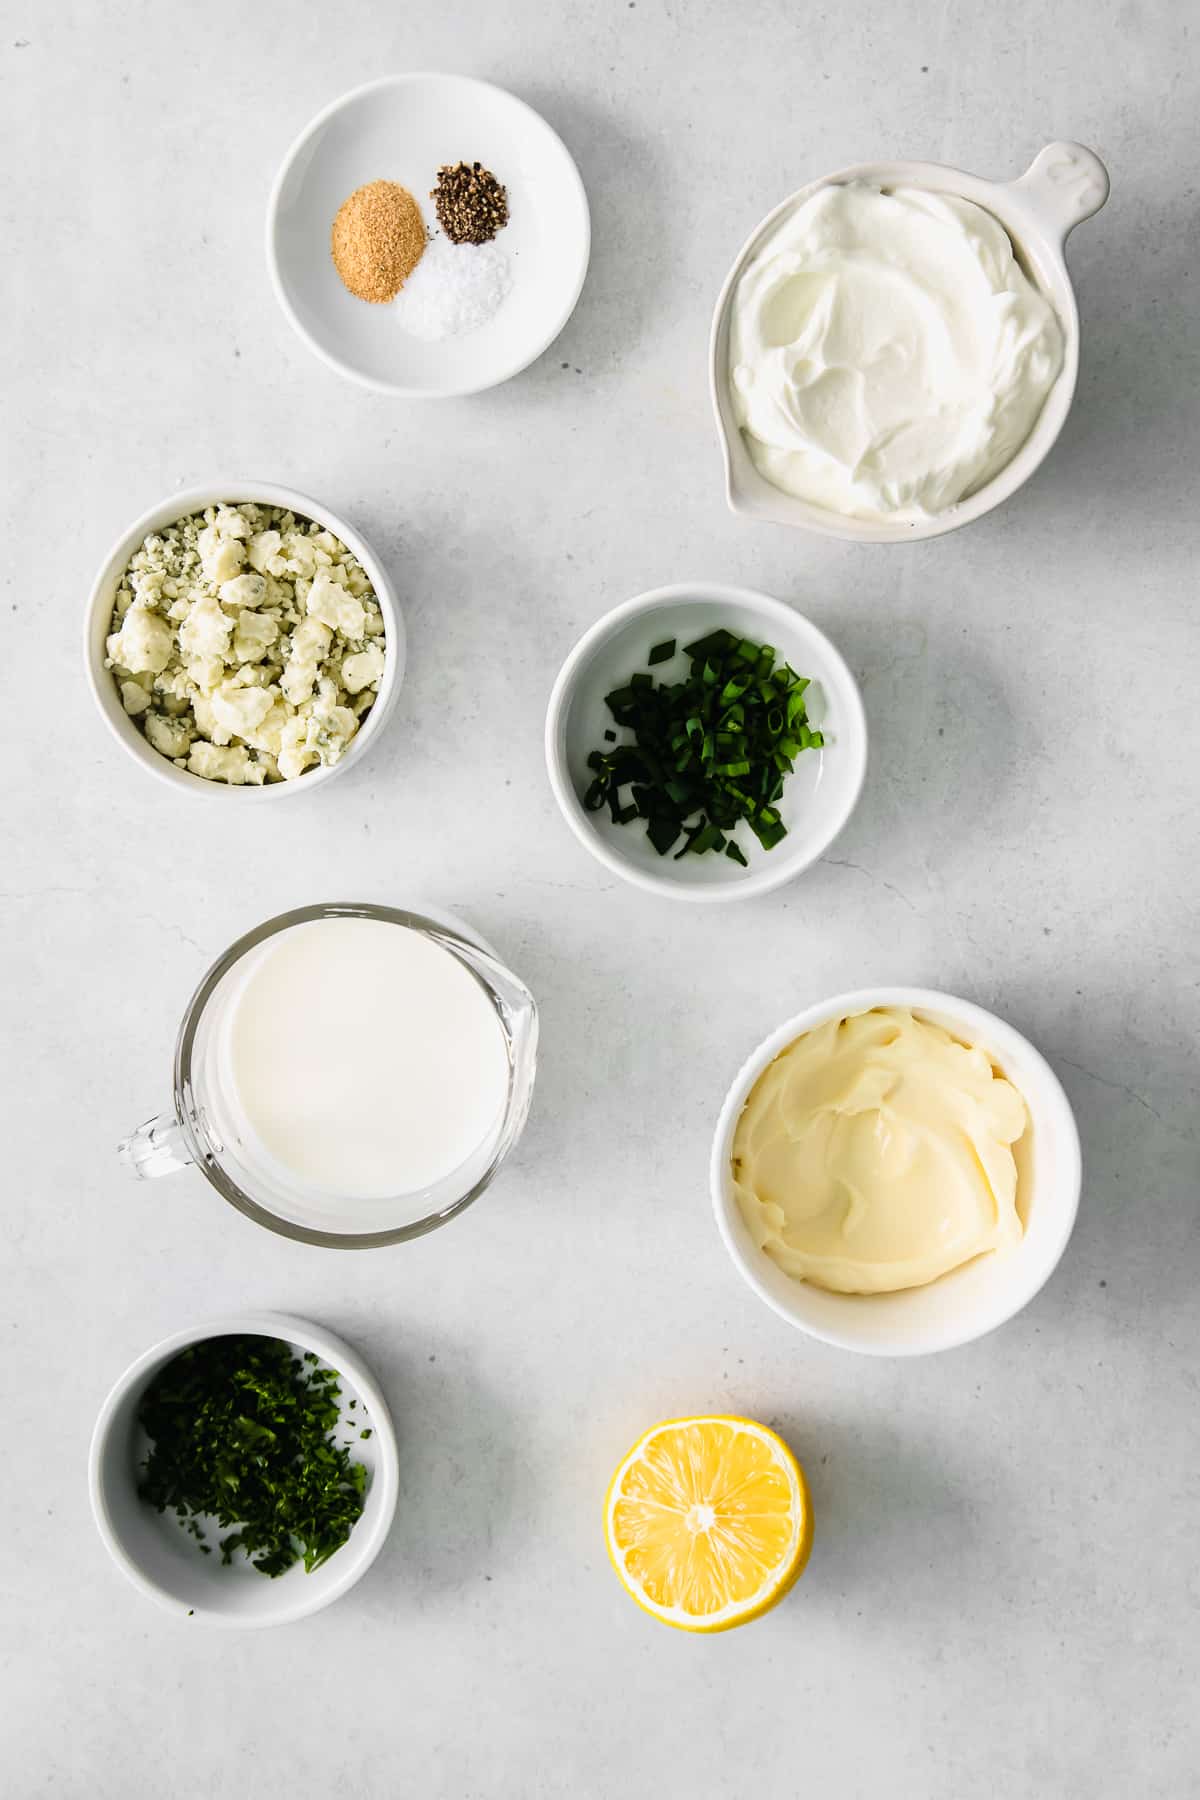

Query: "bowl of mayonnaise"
<box><xmin>710</xmin><ymin>988</ymin><xmax>1082</xmax><ymax>1355</ymax></box>
<box><xmin>711</xmin><ymin>142</ymin><xmax>1108</xmax><ymax>543</ymax></box>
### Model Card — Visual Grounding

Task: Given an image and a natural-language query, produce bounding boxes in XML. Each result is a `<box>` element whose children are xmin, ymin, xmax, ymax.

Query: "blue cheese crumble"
<box><xmin>106</xmin><ymin>502</ymin><xmax>386</xmax><ymax>785</ymax></box>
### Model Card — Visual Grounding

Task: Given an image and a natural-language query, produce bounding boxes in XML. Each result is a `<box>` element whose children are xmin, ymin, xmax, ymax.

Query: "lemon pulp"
<box><xmin>604</xmin><ymin>1415</ymin><xmax>812</xmax><ymax>1632</ymax></box>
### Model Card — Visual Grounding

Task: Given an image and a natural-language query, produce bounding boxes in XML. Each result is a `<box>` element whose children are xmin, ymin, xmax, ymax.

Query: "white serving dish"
<box><xmin>88</xmin><ymin>1312</ymin><xmax>400</xmax><ymax>1627</ymax></box>
<box><xmin>267</xmin><ymin>73</ymin><xmax>590</xmax><ymax>397</ymax></box>
<box><xmin>83</xmin><ymin>481</ymin><xmax>404</xmax><ymax>798</ymax></box>
<box><xmin>711</xmin><ymin>988</ymin><xmax>1082</xmax><ymax>1354</ymax></box>
<box><xmin>544</xmin><ymin>584</ymin><xmax>866</xmax><ymax>903</ymax></box>
<box><xmin>711</xmin><ymin>141</ymin><xmax>1110</xmax><ymax>543</ymax></box>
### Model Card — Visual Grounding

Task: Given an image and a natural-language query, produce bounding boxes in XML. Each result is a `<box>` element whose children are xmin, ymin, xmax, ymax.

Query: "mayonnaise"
<box><xmin>732</xmin><ymin>1008</ymin><xmax>1027</xmax><ymax>1295</ymax></box>
<box><xmin>728</xmin><ymin>183</ymin><xmax>1064</xmax><ymax>520</ymax></box>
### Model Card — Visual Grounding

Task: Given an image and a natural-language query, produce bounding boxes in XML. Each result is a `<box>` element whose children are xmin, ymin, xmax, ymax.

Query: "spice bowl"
<box><xmin>88</xmin><ymin>1313</ymin><xmax>400</xmax><ymax>1627</ymax></box>
<box><xmin>711</xmin><ymin>988</ymin><xmax>1083</xmax><ymax>1355</ymax></box>
<box><xmin>544</xmin><ymin>584</ymin><xmax>867</xmax><ymax>902</ymax></box>
<box><xmin>711</xmin><ymin>142</ymin><xmax>1109</xmax><ymax>543</ymax></box>
<box><xmin>267</xmin><ymin>73</ymin><xmax>591</xmax><ymax>397</ymax></box>
<box><xmin>84</xmin><ymin>481</ymin><xmax>404</xmax><ymax>798</ymax></box>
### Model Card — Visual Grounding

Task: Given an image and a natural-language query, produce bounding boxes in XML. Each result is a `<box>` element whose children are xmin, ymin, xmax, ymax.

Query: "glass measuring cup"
<box><xmin>118</xmin><ymin>902</ymin><xmax>538</xmax><ymax>1247</ymax></box>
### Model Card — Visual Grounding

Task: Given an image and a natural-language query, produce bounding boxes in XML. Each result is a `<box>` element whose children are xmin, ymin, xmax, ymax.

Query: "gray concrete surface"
<box><xmin>1</xmin><ymin>1</ymin><xmax>1197</xmax><ymax>1794</ymax></box>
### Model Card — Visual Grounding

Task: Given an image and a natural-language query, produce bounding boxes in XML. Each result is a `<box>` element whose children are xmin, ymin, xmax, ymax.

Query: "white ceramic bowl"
<box><xmin>711</xmin><ymin>988</ymin><xmax>1082</xmax><ymax>1354</ymax></box>
<box><xmin>84</xmin><ymin>481</ymin><xmax>404</xmax><ymax>798</ymax></box>
<box><xmin>545</xmin><ymin>584</ymin><xmax>866</xmax><ymax>902</ymax></box>
<box><xmin>88</xmin><ymin>1312</ymin><xmax>400</xmax><ymax>1627</ymax></box>
<box><xmin>267</xmin><ymin>74</ymin><xmax>591</xmax><ymax>397</ymax></box>
<box><xmin>711</xmin><ymin>141</ymin><xmax>1110</xmax><ymax>543</ymax></box>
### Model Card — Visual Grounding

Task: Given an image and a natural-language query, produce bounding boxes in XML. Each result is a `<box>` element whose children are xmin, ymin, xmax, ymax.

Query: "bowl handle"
<box><xmin>1007</xmin><ymin>142</ymin><xmax>1110</xmax><ymax>245</ymax></box>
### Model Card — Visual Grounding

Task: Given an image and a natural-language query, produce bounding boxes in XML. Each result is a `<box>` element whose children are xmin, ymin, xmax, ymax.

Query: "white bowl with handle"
<box><xmin>711</xmin><ymin>987</ymin><xmax>1082</xmax><ymax>1354</ymax></box>
<box><xmin>84</xmin><ymin>481</ymin><xmax>404</xmax><ymax>797</ymax></box>
<box><xmin>88</xmin><ymin>1312</ymin><xmax>400</xmax><ymax>1626</ymax></box>
<box><xmin>711</xmin><ymin>142</ymin><xmax>1110</xmax><ymax>543</ymax></box>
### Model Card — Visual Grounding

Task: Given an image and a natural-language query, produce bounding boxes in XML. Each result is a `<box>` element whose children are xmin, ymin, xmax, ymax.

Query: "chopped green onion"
<box><xmin>647</xmin><ymin>815</ymin><xmax>682</xmax><ymax>856</ymax></box>
<box><xmin>580</xmin><ymin>621</ymin><xmax>823</xmax><ymax>863</ymax></box>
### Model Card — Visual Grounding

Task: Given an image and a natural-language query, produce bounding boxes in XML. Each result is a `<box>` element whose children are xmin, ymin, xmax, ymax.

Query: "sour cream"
<box><xmin>732</xmin><ymin>1008</ymin><xmax>1028</xmax><ymax>1295</ymax></box>
<box><xmin>729</xmin><ymin>183</ymin><xmax>1064</xmax><ymax>520</ymax></box>
<box><xmin>224</xmin><ymin>916</ymin><xmax>510</xmax><ymax>1200</ymax></box>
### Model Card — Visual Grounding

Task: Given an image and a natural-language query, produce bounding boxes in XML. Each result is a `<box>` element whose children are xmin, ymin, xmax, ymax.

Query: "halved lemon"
<box><xmin>603</xmin><ymin>1414</ymin><xmax>813</xmax><ymax>1632</ymax></box>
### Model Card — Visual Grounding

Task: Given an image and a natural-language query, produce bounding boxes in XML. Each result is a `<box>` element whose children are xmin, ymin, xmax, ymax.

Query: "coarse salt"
<box><xmin>392</xmin><ymin>233</ymin><xmax>512</xmax><ymax>340</ymax></box>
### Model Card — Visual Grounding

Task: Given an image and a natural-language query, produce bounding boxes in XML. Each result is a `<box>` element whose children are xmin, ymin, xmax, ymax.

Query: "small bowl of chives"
<box><xmin>544</xmin><ymin>583</ymin><xmax>867</xmax><ymax>903</ymax></box>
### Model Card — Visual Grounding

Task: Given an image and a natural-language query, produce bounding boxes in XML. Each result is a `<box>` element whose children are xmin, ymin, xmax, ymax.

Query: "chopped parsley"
<box><xmin>136</xmin><ymin>1335</ymin><xmax>368</xmax><ymax>1579</ymax></box>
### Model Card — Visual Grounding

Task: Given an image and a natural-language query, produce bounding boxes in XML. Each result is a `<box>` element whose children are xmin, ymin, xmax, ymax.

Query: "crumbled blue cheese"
<box><xmin>105</xmin><ymin>502</ymin><xmax>387</xmax><ymax>785</ymax></box>
<box><xmin>120</xmin><ymin>678</ymin><xmax>152</xmax><ymax>716</ymax></box>
<box><xmin>280</xmin><ymin>616</ymin><xmax>332</xmax><ymax>709</ymax></box>
<box><xmin>306</xmin><ymin>568</ymin><xmax>366</xmax><ymax>640</ymax></box>
<box><xmin>232</xmin><ymin>609</ymin><xmax>279</xmax><ymax>663</ymax></box>
<box><xmin>144</xmin><ymin>712</ymin><xmax>191</xmax><ymax>759</ymax></box>
<box><xmin>342</xmin><ymin>643</ymin><xmax>386</xmax><ymax>694</ymax></box>
<box><xmin>108</xmin><ymin>605</ymin><xmax>174</xmax><ymax>675</ymax></box>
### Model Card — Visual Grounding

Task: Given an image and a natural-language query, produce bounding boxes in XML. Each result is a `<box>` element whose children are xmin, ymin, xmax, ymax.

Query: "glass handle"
<box><xmin>118</xmin><ymin>1112</ymin><xmax>194</xmax><ymax>1180</ymax></box>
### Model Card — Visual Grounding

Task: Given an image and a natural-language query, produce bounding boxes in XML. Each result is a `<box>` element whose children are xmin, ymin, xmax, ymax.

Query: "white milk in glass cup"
<box><xmin>119</xmin><ymin>903</ymin><xmax>538</xmax><ymax>1247</ymax></box>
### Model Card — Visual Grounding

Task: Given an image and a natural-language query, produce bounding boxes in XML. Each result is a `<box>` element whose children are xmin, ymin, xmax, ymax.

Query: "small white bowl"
<box><xmin>88</xmin><ymin>1312</ymin><xmax>400</xmax><ymax>1627</ymax></box>
<box><xmin>711</xmin><ymin>988</ymin><xmax>1082</xmax><ymax>1355</ymax></box>
<box><xmin>267</xmin><ymin>74</ymin><xmax>591</xmax><ymax>397</ymax></box>
<box><xmin>544</xmin><ymin>584</ymin><xmax>867</xmax><ymax>903</ymax></box>
<box><xmin>84</xmin><ymin>481</ymin><xmax>404</xmax><ymax>798</ymax></box>
<box><xmin>711</xmin><ymin>141</ymin><xmax>1110</xmax><ymax>543</ymax></box>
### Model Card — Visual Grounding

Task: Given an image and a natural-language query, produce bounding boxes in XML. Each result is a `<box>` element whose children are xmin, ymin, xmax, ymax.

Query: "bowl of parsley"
<box><xmin>88</xmin><ymin>1313</ymin><xmax>399</xmax><ymax>1626</ymax></box>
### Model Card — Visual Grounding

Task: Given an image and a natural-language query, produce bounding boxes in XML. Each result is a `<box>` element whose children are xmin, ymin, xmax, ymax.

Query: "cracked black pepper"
<box><xmin>431</xmin><ymin>161</ymin><xmax>509</xmax><ymax>245</ymax></box>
